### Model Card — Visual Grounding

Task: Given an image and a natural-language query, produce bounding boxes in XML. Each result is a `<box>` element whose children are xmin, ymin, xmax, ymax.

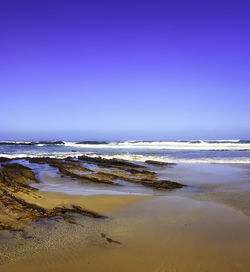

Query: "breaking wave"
<box><xmin>81</xmin><ymin>153</ymin><xmax>250</xmax><ymax>164</ymax></box>
<box><xmin>64</xmin><ymin>140</ymin><xmax>250</xmax><ymax>151</ymax></box>
<box><xmin>1</xmin><ymin>151</ymin><xmax>250</xmax><ymax>164</ymax></box>
<box><xmin>1</xmin><ymin>139</ymin><xmax>249</xmax><ymax>151</ymax></box>
<box><xmin>1</xmin><ymin>139</ymin><xmax>250</xmax><ymax>164</ymax></box>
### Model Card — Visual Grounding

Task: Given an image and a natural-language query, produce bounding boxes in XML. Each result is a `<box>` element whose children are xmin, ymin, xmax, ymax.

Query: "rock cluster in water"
<box><xmin>0</xmin><ymin>141</ymin><xmax>64</xmax><ymax>146</ymax></box>
<box><xmin>0</xmin><ymin>155</ymin><xmax>184</xmax><ymax>233</ymax></box>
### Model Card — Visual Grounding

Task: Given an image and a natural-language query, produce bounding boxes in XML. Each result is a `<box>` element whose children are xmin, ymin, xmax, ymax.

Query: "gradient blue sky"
<box><xmin>1</xmin><ymin>0</ymin><xmax>249</xmax><ymax>140</ymax></box>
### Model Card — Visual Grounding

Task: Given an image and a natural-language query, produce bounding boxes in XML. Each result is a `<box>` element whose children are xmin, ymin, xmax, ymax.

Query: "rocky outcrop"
<box><xmin>36</xmin><ymin>141</ymin><xmax>65</xmax><ymax>145</ymax></box>
<box><xmin>0</xmin><ymin>163</ymin><xmax>105</xmax><ymax>232</ymax></box>
<box><xmin>27</xmin><ymin>157</ymin><xmax>118</xmax><ymax>185</ymax></box>
<box><xmin>78</xmin><ymin>155</ymin><xmax>145</xmax><ymax>169</ymax></box>
<box><xmin>0</xmin><ymin>163</ymin><xmax>39</xmax><ymax>190</ymax></box>
<box><xmin>77</xmin><ymin>156</ymin><xmax>184</xmax><ymax>189</ymax></box>
<box><xmin>27</xmin><ymin>156</ymin><xmax>184</xmax><ymax>190</ymax></box>
<box><xmin>0</xmin><ymin>155</ymin><xmax>185</xmax><ymax>233</ymax></box>
<box><xmin>0</xmin><ymin>157</ymin><xmax>13</xmax><ymax>162</ymax></box>
<box><xmin>140</xmin><ymin>179</ymin><xmax>183</xmax><ymax>189</ymax></box>
<box><xmin>0</xmin><ymin>142</ymin><xmax>34</xmax><ymax>146</ymax></box>
<box><xmin>1</xmin><ymin>156</ymin><xmax>185</xmax><ymax>191</ymax></box>
<box><xmin>0</xmin><ymin>141</ymin><xmax>64</xmax><ymax>146</ymax></box>
<box><xmin>145</xmin><ymin>160</ymin><xmax>176</xmax><ymax>166</ymax></box>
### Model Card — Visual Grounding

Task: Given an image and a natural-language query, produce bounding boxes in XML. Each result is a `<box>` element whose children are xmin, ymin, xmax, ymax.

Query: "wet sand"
<box><xmin>1</xmin><ymin>196</ymin><xmax>250</xmax><ymax>272</ymax></box>
<box><xmin>1</xmin><ymin>163</ymin><xmax>250</xmax><ymax>271</ymax></box>
<box><xmin>21</xmin><ymin>190</ymin><xmax>151</xmax><ymax>214</ymax></box>
<box><xmin>158</xmin><ymin>163</ymin><xmax>250</xmax><ymax>217</ymax></box>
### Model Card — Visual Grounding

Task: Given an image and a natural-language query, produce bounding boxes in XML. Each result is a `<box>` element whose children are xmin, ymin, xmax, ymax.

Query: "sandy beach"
<box><xmin>1</xmin><ymin>158</ymin><xmax>250</xmax><ymax>272</ymax></box>
<box><xmin>1</xmin><ymin>195</ymin><xmax>250</xmax><ymax>272</ymax></box>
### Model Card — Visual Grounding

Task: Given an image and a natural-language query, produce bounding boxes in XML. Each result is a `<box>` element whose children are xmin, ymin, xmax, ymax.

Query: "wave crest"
<box><xmin>64</xmin><ymin>140</ymin><xmax>250</xmax><ymax>151</ymax></box>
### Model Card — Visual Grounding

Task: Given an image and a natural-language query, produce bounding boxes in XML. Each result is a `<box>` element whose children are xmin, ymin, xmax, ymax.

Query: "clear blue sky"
<box><xmin>0</xmin><ymin>0</ymin><xmax>249</xmax><ymax>140</ymax></box>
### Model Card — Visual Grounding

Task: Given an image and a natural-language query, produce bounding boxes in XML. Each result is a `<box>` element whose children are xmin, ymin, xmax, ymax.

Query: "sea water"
<box><xmin>1</xmin><ymin>139</ymin><xmax>250</xmax><ymax>163</ymax></box>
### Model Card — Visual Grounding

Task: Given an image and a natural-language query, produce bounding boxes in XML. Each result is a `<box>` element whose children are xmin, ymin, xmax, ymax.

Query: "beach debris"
<box><xmin>106</xmin><ymin>237</ymin><xmax>122</xmax><ymax>245</ymax></box>
<box><xmin>100</xmin><ymin>233</ymin><xmax>122</xmax><ymax>245</ymax></box>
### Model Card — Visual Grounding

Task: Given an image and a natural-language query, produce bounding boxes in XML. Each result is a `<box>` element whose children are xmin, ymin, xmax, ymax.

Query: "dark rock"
<box><xmin>145</xmin><ymin>160</ymin><xmax>176</xmax><ymax>166</ymax></box>
<box><xmin>0</xmin><ymin>142</ymin><xmax>34</xmax><ymax>146</ymax></box>
<box><xmin>78</xmin><ymin>155</ymin><xmax>145</xmax><ymax>169</ymax></box>
<box><xmin>0</xmin><ymin>141</ymin><xmax>64</xmax><ymax>146</ymax></box>
<box><xmin>0</xmin><ymin>163</ymin><xmax>39</xmax><ymax>188</ymax></box>
<box><xmin>141</xmin><ymin>179</ymin><xmax>184</xmax><ymax>190</ymax></box>
<box><xmin>37</xmin><ymin>141</ymin><xmax>64</xmax><ymax>145</ymax></box>
<box><xmin>27</xmin><ymin>157</ymin><xmax>184</xmax><ymax>190</ymax></box>
<box><xmin>0</xmin><ymin>157</ymin><xmax>12</xmax><ymax>163</ymax></box>
<box><xmin>27</xmin><ymin>157</ymin><xmax>118</xmax><ymax>185</ymax></box>
<box><xmin>106</xmin><ymin>237</ymin><xmax>122</xmax><ymax>245</ymax></box>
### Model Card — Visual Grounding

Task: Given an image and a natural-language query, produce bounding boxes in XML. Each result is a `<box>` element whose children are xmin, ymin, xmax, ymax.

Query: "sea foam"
<box><xmin>64</xmin><ymin>140</ymin><xmax>250</xmax><ymax>151</ymax></box>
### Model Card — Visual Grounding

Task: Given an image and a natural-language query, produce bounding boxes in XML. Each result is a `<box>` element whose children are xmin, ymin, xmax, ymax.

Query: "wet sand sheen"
<box><xmin>1</xmin><ymin>196</ymin><xmax>250</xmax><ymax>272</ymax></box>
<box><xmin>21</xmin><ymin>190</ymin><xmax>151</xmax><ymax>214</ymax></box>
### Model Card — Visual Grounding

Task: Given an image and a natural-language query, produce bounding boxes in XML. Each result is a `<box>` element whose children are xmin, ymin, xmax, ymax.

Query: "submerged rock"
<box><xmin>27</xmin><ymin>157</ymin><xmax>118</xmax><ymax>185</ymax></box>
<box><xmin>77</xmin><ymin>156</ymin><xmax>184</xmax><ymax>190</ymax></box>
<box><xmin>27</xmin><ymin>156</ymin><xmax>184</xmax><ymax>190</ymax></box>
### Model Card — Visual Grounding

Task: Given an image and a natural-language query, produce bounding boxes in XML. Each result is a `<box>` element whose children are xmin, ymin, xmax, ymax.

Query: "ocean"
<box><xmin>1</xmin><ymin>139</ymin><xmax>250</xmax><ymax>163</ymax></box>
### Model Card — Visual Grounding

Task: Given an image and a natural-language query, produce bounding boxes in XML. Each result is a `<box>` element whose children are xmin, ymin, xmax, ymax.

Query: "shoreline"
<box><xmin>0</xmin><ymin>156</ymin><xmax>250</xmax><ymax>270</ymax></box>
